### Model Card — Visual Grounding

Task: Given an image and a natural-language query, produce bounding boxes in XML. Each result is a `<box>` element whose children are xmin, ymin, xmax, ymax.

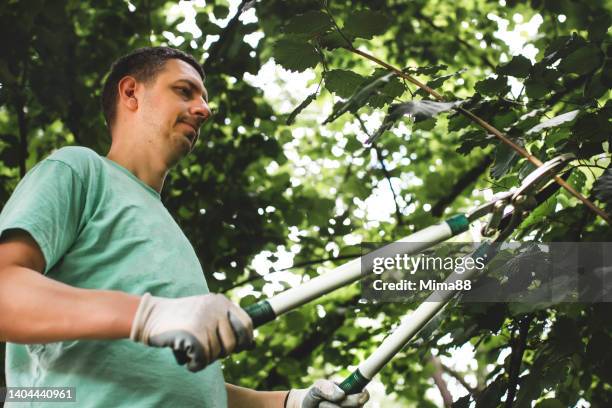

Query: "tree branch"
<box><xmin>15</xmin><ymin>97</ymin><xmax>28</xmax><ymax>179</ymax></box>
<box><xmin>505</xmin><ymin>315</ymin><xmax>533</xmax><ymax>408</ymax></box>
<box><xmin>430</xmin><ymin>356</ymin><xmax>453</xmax><ymax>407</ymax></box>
<box><xmin>440</xmin><ymin>361</ymin><xmax>479</xmax><ymax>396</ymax></box>
<box><xmin>15</xmin><ymin>60</ymin><xmax>29</xmax><ymax>178</ymax></box>
<box><xmin>203</xmin><ymin>0</ymin><xmax>251</xmax><ymax>71</ymax></box>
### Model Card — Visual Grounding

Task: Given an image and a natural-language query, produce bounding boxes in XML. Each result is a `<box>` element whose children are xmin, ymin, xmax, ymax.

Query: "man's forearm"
<box><xmin>226</xmin><ymin>383</ymin><xmax>288</xmax><ymax>408</ymax></box>
<box><xmin>0</xmin><ymin>265</ymin><xmax>140</xmax><ymax>343</ymax></box>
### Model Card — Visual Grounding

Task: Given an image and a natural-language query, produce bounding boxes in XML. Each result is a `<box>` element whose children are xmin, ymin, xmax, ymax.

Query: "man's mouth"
<box><xmin>178</xmin><ymin>122</ymin><xmax>198</xmax><ymax>143</ymax></box>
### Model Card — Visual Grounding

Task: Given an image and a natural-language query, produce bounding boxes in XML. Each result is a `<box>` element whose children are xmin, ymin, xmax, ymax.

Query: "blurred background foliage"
<box><xmin>0</xmin><ymin>0</ymin><xmax>611</xmax><ymax>406</ymax></box>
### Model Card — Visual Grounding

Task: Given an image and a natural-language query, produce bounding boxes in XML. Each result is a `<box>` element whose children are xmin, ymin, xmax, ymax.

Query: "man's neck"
<box><xmin>106</xmin><ymin>141</ymin><xmax>169</xmax><ymax>193</ymax></box>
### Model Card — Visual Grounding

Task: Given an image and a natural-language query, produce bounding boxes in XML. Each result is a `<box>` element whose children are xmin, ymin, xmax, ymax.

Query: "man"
<box><xmin>0</xmin><ymin>47</ymin><xmax>369</xmax><ymax>407</ymax></box>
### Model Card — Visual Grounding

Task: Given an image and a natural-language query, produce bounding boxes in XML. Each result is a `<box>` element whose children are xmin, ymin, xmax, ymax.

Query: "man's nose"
<box><xmin>190</xmin><ymin>100</ymin><xmax>212</xmax><ymax>122</ymax></box>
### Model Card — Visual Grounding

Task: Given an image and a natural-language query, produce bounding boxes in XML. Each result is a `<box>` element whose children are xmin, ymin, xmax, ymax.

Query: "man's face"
<box><xmin>138</xmin><ymin>59</ymin><xmax>211</xmax><ymax>164</ymax></box>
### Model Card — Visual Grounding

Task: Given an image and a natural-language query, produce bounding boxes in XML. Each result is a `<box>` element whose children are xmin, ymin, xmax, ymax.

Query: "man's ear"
<box><xmin>117</xmin><ymin>76</ymin><xmax>139</xmax><ymax>111</ymax></box>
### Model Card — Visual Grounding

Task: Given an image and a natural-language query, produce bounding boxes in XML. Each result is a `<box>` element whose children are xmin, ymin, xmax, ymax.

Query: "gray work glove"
<box><xmin>130</xmin><ymin>293</ymin><xmax>253</xmax><ymax>372</ymax></box>
<box><xmin>285</xmin><ymin>379</ymin><xmax>370</xmax><ymax>408</ymax></box>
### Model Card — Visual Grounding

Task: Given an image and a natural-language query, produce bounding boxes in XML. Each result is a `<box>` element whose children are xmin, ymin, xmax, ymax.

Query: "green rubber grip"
<box><xmin>244</xmin><ymin>300</ymin><xmax>276</xmax><ymax>328</ymax></box>
<box><xmin>445</xmin><ymin>214</ymin><xmax>469</xmax><ymax>235</ymax></box>
<box><xmin>339</xmin><ymin>369</ymin><xmax>369</xmax><ymax>394</ymax></box>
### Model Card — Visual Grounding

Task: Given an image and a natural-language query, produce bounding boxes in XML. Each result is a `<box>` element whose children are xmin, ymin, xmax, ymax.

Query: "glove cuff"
<box><xmin>284</xmin><ymin>388</ymin><xmax>306</xmax><ymax>408</ymax></box>
<box><xmin>129</xmin><ymin>293</ymin><xmax>154</xmax><ymax>342</ymax></box>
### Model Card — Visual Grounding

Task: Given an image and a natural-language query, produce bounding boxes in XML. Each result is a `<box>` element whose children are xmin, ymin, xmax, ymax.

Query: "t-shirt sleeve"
<box><xmin>0</xmin><ymin>158</ymin><xmax>87</xmax><ymax>274</ymax></box>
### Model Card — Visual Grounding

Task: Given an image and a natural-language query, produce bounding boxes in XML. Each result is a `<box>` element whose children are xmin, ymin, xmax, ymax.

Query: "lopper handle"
<box><xmin>241</xmin><ymin>214</ymin><xmax>470</xmax><ymax>329</ymax></box>
<box><xmin>243</xmin><ymin>300</ymin><xmax>276</xmax><ymax>328</ymax></box>
<box><xmin>339</xmin><ymin>370</ymin><xmax>370</xmax><ymax>394</ymax></box>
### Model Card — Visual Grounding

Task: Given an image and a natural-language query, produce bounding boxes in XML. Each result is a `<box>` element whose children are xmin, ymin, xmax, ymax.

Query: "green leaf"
<box><xmin>413</xmin><ymin>117</ymin><xmax>436</xmax><ymax>131</ymax></box>
<box><xmin>448</xmin><ymin>112</ymin><xmax>472</xmax><ymax>132</ymax></box>
<box><xmin>588</xmin><ymin>14</ymin><xmax>611</xmax><ymax>42</ymax></box>
<box><xmin>594</xmin><ymin>169</ymin><xmax>612</xmax><ymax>208</ymax></box>
<box><xmin>424</xmin><ymin>69</ymin><xmax>466</xmax><ymax>90</ymax></box>
<box><xmin>393</xmin><ymin>100</ymin><xmax>462</xmax><ymax>121</ymax></box>
<box><xmin>324</xmin><ymin>69</ymin><xmax>366</xmax><ymax>98</ymax></box>
<box><xmin>586</xmin><ymin>332</ymin><xmax>611</xmax><ymax>363</ymax></box>
<box><xmin>409</xmin><ymin>64</ymin><xmax>448</xmax><ymax>76</ymax></box>
<box><xmin>524</xmin><ymin>77</ymin><xmax>548</xmax><ymax>99</ymax></box>
<box><xmin>200</xmin><ymin>23</ymin><xmax>223</xmax><ymax>35</ymax></box>
<box><xmin>476</xmin><ymin>376</ymin><xmax>507</xmax><ymax>407</ymax></box>
<box><xmin>520</xmin><ymin>196</ymin><xmax>556</xmax><ymax>230</ymax></box>
<box><xmin>571</xmin><ymin>110</ymin><xmax>611</xmax><ymax>144</ymax></box>
<box><xmin>285</xmin><ymin>11</ymin><xmax>333</xmax><ymax>36</ymax></box>
<box><xmin>456</xmin><ymin>130</ymin><xmax>494</xmax><ymax>155</ymax></box>
<box><xmin>368</xmin><ymin>75</ymin><xmax>406</xmax><ymax>108</ymax></box>
<box><xmin>285</xmin><ymin>310</ymin><xmax>307</xmax><ymax>331</ymax></box>
<box><xmin>369</xmin><ymin>100</ymin><xmax>461</xmax><ymax>143</ymax></box>
<box><xmin>239</xmin><ymin>295</ymin><xmax>258</xmax><ymax>308</ymax></box>
<box><xmin>541</xmin><ymin>33</ymin><xmax>587</xmax><ymax>65</ymax></box>
<box><xmin>343</xmin><ymin>10</ymin><xmax>389</xmax><ymax>39</ymax></box>
<box><xmin>273</xmin><ymin>39</ymin><xmax>320</xmax><ymax>72</ymax></box>
<box><xmin>491</xmin><ymin>143</ymin><xmax>520</xmax><ymax>179</ymax></box>
<box><xmin>0</xmin><ymin>136</ymin><xmax>20</xmax><ymax>168</ymax></box>
<box><xmin>558</xmin><ymin>44</ymin><xmax>603</xmax><ymax>75</ymax></box>
<box><xmin>497</xmin><ymin>55</ymin><xmax>532</xmax><ymax>78</ymax></box>
<box><xmin>451</xmin><ymin>395</ymin><xmax>471</xmax><ymax>408</ymax></box>
<box><xmin>212</xmin><ymin>5</ymin><xmax>229</xmax><ymax>19</ymax></box>
<box><xmin>323</xmin><ymin>72</ymin><xmax>396</xmax><ymax>124</ymax></box>
<box><xmin>319</xmin><ymin>31</ymin><xmax>348</xmax><ymax>50</ymax></box>
<box><xmin>584</xmin><ymin>71</ymin><xmax>607</xmax><ymax>99</ymax></box>
<box><xmin>602</xmin><ymin>57</ymin><xmax>612</xmax><ymax>87</ymax></box>
<box><xmin>286</xmin><ymin>93</ymin><xmax>317</xmax><ymax>125</ymax></box>
<box><xmin>474</xmin><ymin>76</ymin><xmax>510</xmax><ymax>96</ymax></box>
<box><xmin>526</xmin><ymin>110</ymin><xmax>579</xmax><ymax>135</ymax></box>
<box><xmin>535</xmin><ymin>398</ymin><xmax>565</xmax><ymax>408</ymax></box>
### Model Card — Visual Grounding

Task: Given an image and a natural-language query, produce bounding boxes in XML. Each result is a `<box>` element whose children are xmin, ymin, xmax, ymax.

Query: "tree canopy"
<box><xmin>0</xmin><ymin>0</ymin><xmax>611</xmax><ymax>406</ymax></box>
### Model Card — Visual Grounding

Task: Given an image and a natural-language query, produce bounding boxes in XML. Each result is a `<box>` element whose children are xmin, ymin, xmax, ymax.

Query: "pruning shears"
<box><xmin>338</xmin><ymin>153</ymin><xmax>574</xmax><ymax>393</ymax></box>
<box><xmin>470</xmin><ymin>153</ymin><xmax>573</xmax><ymax>240</ymax></box>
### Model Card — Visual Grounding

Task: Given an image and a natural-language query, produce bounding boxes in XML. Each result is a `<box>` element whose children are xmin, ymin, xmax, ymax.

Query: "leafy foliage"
<box><xmin>1</xmin><ymin>0</ymin><xmax>611</xmax><ymax>406</ymax></box>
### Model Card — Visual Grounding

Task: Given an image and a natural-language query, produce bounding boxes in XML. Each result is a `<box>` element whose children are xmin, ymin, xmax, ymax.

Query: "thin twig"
<box><xmin>322</xmin><ymin>1</ymin><xmax>353</xmax><ymax>48</ymax></box>
<box><xmin>373</xmin><ymin>144</ymin><xmax>404</xmax><ymax>226</ymax></box>
<box><xmin>355</xmin><ymin>115</ymin><xmax>404</xmax><ymax>225</ymax></box>
<box><xmin>440</xmin><ymin>361</ymin><xmax>479</xmax><ymax>396</ymax></box>
<box><xmin>221</xmin><ymin>253</ymin><xmax>360</xmax><ymax>293</ymax></box>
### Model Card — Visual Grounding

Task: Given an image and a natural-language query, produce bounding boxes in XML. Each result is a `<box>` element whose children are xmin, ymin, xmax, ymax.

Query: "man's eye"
<box><xmin>177</xmin><ymin>87</ymin><xmax>191</xmax><ymax>98</ymax></box>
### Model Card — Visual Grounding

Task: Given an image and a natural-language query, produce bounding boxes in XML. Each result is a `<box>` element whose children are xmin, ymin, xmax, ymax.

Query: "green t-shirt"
<box><xmin>0</xmin><ymin>147</ymin><xmax>227</xmax><ymax>407</ymax></box>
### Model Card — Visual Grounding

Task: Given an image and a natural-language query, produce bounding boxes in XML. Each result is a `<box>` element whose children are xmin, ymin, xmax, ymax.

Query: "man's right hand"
<box><xmin>130</xmin><ymin>293</ymin><xmax>253</xmax><ymax>372</ymax></box>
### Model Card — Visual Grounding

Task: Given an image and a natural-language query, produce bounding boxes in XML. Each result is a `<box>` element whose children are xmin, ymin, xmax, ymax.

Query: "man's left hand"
<box><xmin>284</xmin><ymin>379</ymin><xmax>369</xmax><ymax>408</ymax></box>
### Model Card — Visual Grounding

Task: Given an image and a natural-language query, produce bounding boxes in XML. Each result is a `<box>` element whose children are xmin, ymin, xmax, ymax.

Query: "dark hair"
<box><xmin>101</xmin><ymin>46</ymin><xmax>205</xmax><ymax>129</ymax></box>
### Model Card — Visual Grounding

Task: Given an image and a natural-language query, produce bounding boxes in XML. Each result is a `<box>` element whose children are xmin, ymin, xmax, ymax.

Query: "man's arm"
<box><xmin>226</xmin><ymin>380</ymin><xmax>370</xmax><ymax>408</ymax></box>
<box><xmin>0</xmin><ymin>228</ymin><xmax>253</xmax><ymax>372</ymax></box>
<box><xmin>0</xmin><ymin>229</ymin><xmax>140</xmax><ymax>343</ymax></box>
<box><xmin>226</xmin><ymin>383</ymin><xmax>288</xmax><ymax>408</ymax></box>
